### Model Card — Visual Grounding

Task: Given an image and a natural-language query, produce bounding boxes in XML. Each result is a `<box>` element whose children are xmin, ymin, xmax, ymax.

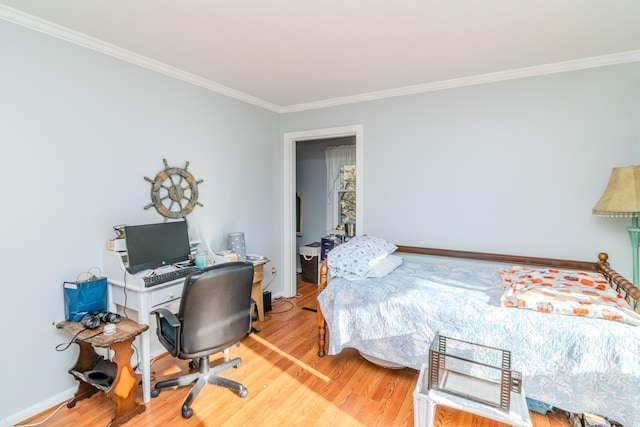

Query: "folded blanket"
<box><xmin>500</xmin><ymin>266</ymin><xmax>640</xmax><ymax>326</ymax></box>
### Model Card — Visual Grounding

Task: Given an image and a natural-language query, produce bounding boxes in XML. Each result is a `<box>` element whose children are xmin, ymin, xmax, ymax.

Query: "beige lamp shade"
<box><xmin>592</xmin><ymin>166</ymin><xmax>640</xmax><ymax>217</ymax></box>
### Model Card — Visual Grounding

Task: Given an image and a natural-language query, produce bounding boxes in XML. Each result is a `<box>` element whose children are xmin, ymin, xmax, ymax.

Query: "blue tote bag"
<box><xmin>63</xmin><ymin>268</ymin><xmax>108</xmax><ymax>322</ymax></box>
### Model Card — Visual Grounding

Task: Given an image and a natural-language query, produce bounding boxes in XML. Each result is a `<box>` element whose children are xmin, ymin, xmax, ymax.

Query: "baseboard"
<box><xmin>6</xmin><ymin>387</ymin><xmax>76</xmax><ymax>426</ymax></box>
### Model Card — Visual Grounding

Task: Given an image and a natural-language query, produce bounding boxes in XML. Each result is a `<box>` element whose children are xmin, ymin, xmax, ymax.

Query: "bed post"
<box><xmin>317</xmin><ymin>259</ymin><xmax>329</xmax><ymax>357</ymax></box>
<box><xmin>597</xmin><ymin>252</ymin><xmax>640</xmax><ymax>312</ymax></box>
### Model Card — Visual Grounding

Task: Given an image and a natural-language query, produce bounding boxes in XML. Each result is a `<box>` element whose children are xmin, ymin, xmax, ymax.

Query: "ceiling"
<box><xmin>2</xmin><ymin>1</ymin><xmax>640</xmax><ymax>112</ymax></box>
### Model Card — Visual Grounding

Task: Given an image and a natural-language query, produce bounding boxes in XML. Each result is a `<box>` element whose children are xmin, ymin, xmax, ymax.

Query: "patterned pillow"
<box><xmin>500</xmin><ymin>266</ymin><xmax>640</xmax><ymax>326</ymax></box>
<box><xmin>328</xmin><ymin>236</ymin><xmax>398</xmax><ymax>278</ymax></box>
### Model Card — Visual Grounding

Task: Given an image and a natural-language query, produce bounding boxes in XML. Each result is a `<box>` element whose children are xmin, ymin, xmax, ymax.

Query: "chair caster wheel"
<box><xmin>239</xmin><ymin>388</ymin><xmax>248</xmax><ymax>398</ymax></box>
<box><xmin>182</xmin><ymin>406</ymin><xmax>193</xmax><ymax>419</ymax></box>
<box><xmin>151</xmin><ymin>388</ymin><xmax>160</xmax><ymax>398</ymax></box>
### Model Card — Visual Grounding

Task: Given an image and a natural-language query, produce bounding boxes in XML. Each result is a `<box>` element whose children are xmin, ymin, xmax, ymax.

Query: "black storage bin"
<box><xmin>299</xmin><ymin>242</ymin><xmax>321</xmax><ymax>284</ymax></box>
<box><xmin>321</xmin><ymin>236</ymin><xmax>338</xmax><ymax>260</ymax></box>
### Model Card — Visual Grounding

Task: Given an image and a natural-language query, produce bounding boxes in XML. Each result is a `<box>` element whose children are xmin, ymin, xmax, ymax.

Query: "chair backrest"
<box><xmin>177</xmin><ymin>261</ymin><xmax>254</xmax><ymax>359</ymax></box>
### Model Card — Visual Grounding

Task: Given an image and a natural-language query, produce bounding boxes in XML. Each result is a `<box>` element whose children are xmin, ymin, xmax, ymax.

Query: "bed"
<box><xmin>315</xmin><ymin>237</ymin><xmax>640</xmax><ymax>426</ymax></box>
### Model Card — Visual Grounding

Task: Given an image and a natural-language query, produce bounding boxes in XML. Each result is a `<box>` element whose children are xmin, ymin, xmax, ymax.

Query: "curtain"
<box><xmin>325</xmin><ymin>145</ymin><xmax>356</xmax><ymax>230</ymax></box>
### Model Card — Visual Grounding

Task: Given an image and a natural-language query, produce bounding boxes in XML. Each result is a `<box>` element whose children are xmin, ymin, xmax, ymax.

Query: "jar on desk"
<box><xmin>195</xmin><ymin>250</ymin><xmax>209</xmax><ymax>268</ymax></box>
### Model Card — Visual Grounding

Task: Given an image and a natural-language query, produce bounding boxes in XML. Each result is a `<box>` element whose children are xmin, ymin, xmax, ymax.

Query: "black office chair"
<box><xmin>150</xmin><ymin>262</ymin><xmax>254</xmax><ymax>419</ymax></box>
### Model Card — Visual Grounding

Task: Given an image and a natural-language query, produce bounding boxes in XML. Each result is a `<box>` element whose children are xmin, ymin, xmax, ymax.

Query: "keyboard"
<box><xmin>143</xmin><ymin>267</ymin><xmax>200</xmax><ymax>287</ymax></box>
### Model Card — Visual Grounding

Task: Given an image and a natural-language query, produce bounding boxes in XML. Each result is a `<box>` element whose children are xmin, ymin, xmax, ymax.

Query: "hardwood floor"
<box><xmin>21</xmin><ymin>277</ymin><xmax>570</xmax><ymax>427</ymax></box>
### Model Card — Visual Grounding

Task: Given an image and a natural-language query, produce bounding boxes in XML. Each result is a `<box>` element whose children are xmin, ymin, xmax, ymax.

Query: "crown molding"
<box><xmin>280</xmin><ymin>49</ymin><xmax>640</xmax><ymax>113</ymax></box>
<box><xmin>3</xmin><ymin>4</ymin><xmax>640</xmax><ymax>114</ymax></box>
<box><xmin>0</xmin><ymin>5</ymin><xmax>281</xmax><ymax>113</ymax></box>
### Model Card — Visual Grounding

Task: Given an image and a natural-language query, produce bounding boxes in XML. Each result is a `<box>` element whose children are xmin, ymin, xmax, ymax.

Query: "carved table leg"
<box><xmin>67</xmin><ymin>340</ymin><xmax>101</xmax><ymax>408</ymax></box>
<box><xmin>107</xmin><ymin>338</ymin><xmax>145</xmax><ymax>427</ymax></box>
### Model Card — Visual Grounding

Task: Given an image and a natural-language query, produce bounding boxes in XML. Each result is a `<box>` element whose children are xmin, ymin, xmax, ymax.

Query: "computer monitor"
<box><xmin>124</xmin><ymin>221</ymin><xmax>191</xmax><ymax>274</ymax></box>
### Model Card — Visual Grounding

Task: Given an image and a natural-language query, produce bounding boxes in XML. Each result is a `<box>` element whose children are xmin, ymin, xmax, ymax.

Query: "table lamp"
<box><xmin>592</xmin><ymin>165</ymin><xmax>640</xmax><ymax>287</ymax></box>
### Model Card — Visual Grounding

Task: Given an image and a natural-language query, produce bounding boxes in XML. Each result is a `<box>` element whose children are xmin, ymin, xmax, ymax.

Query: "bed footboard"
<box><xmin>596</xmin><ymin>253</ymin><xmax>640</xmax><ymax>313</ymax></box>
<box><xmin>315</xmin><ymin>247</ymin><xmax>640</xmax><ymax>358</ymax></box>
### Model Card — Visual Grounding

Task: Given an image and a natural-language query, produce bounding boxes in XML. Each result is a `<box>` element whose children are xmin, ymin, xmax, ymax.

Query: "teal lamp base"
<box><xmin>627</xmin><ymin>216</ymin><xmax>640</xmax><ymax>287</ymax></box>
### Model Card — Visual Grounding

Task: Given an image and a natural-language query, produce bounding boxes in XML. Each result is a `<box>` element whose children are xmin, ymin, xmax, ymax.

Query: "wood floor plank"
<box><xmin>19</xmin><ymin>278</ymin><xmax>570</xmax><ymax>427</ymax></box>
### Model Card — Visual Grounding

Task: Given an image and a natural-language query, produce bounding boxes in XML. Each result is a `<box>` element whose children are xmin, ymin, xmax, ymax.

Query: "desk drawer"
<box><xmin>150</xmin><ymin>283</ymin><xmax>184</xmax><ymax>307</ymax></box>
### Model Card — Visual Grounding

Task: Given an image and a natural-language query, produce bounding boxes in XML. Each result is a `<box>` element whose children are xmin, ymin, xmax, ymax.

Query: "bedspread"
<box><xmin>317</xmin><ymin>260</ymin><xmax>640</xmax><ymax>426</ymax></box>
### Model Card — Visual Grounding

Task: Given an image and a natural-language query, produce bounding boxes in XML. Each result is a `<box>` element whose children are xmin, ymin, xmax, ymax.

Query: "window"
<box><xmin>338</xmin><ymin>164</ymin><xmax>356</xmax><ymax>225</ymax></box>
<box><xmin>326</xmin><ymin>145</ymin><xmax>356</xmax><ymax>230</ymax></box>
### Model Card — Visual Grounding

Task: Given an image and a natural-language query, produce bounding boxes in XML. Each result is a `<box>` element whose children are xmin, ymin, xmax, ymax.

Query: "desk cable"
<box><xmin>119</xmin><ymin>270</ymin><xmax>143</xmax><ymax>375</ymax></box>
<box><xmin>55</xmin><ymin>328</ymin><xmax>104</xmax><ymax>352</ymax></box>
<box><xmin>17</xmin><ymin>399</ymin><xmax>73</xmax><ymax>427</ymax></box>
<box><xmin>121</xmin><ymin>270</ymin><xmax>130</xmax><ymax>320</ymax></box>
<box><xmin>262</xmin><ymin>268</ymin><xmax>277</xmax><ymax>293</ymax></box>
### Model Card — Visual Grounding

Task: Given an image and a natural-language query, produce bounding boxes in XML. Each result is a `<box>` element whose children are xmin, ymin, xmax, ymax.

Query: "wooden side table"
<box><xmin>56</xmin><ymin>318</ymin><xmax>148</xmax><ymax>427</ymax></box>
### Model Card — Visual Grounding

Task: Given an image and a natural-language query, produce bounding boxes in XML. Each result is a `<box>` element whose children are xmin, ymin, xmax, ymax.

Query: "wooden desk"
<box><xmin>251</xmin><ymin>262</ymin><xmax>266</xmax><ymax>321</ymax></box>
<box><xmin>56</xmin><ymin>318</ymin><xmax>148</xmax><ymax>427</ymax></box>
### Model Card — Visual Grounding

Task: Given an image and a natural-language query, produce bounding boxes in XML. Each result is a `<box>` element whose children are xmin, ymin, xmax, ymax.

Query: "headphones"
<box><xmin>81</xmin><ymin>311</ymin><xmax>122</xmax><ymax>329</ymax></box>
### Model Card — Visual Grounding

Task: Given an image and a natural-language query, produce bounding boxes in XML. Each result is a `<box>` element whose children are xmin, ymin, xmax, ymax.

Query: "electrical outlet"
<box><xmin>271</xmin><ymin>267</ymin><xmax>277</xmax><ymax>274</ymax></box>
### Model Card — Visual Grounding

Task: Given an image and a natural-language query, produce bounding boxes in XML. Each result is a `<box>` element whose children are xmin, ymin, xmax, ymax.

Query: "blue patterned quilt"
<box><xmin>317</xmin><ymin>260</ymin><xmax>640</xmax><ymax>426</ymax></box>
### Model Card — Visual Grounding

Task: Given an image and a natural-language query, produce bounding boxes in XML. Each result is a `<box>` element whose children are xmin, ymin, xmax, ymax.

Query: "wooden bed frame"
<box><xmin>316</xmin><ymin>246</ymin><xmax>640</xmax><ymax>358</ymax></box>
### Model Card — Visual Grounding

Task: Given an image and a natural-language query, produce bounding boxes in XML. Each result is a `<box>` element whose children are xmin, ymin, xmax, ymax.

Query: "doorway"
<box><xmin>282</xmin><ymin>125</ymin><xmax>364</xmax><ymax>297</ymax></box>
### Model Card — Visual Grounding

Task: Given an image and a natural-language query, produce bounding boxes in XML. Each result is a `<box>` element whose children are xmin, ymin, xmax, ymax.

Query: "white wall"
<box><xmin>3</xmin><ymin>13</ymin><xmax>640</xmax><ymax>424</ymax></box>
<box><xmin>0</xmin><ymin>20</ymin><xmax>281</xmax><ymax>421</ymax></box>
<box><xmin>282</xmin><ymin>62</ymin><xmax>640</xmax><ymax>281</ymax></box>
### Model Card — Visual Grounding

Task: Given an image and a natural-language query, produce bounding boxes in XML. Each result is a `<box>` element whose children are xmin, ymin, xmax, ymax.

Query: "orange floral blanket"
<box><xmin>500</xmin><ymin>266</ymin><xmax>640</xmax><ymax>326</ymax></box>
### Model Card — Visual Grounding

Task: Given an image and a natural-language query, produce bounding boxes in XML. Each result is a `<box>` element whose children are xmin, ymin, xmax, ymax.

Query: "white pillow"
<box><xmin>342</xmin><ymin>254</ymin><xmax>404</xmax><ymax>280</ymax></box>
<box><xmin>366</xmin><ymin>254</ymin><xmax>403</xmax><ymax>277</ymax></box>
<box><xmin>328</xmin><ymin>235</ymin><xmax>398</xmax><ymax>278</ymax></box>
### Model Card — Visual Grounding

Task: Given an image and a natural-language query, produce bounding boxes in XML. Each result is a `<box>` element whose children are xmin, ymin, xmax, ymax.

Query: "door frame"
<box><xmin>282</xmin><ymin>124</ymin><xmax>364</xmax><ymax>297</ymax></box>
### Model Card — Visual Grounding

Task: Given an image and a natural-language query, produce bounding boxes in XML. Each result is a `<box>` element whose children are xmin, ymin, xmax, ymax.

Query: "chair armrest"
<box><xmin>151</xmin><ymin>308</ymin><xmax>180</xmax><ymax>327</ymax></box>
<box><xmin>151</xmin><ymin>308</ymin><xmax>181</xmax><ymax>357</ymax></box>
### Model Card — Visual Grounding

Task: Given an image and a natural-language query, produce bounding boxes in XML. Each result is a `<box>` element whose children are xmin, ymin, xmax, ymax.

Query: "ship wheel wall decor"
<box><xmin>144</xmin><ymin>159</ymin><xmax>204</xmax><ymax>221</ymax></box>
